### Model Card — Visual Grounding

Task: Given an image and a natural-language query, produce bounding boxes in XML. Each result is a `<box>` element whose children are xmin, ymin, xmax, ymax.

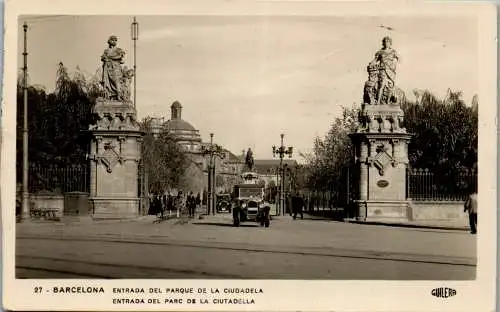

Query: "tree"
<box><xmin>306</xmin><ymin>89</ymin><xmax>478</xmax><ymax>194</ymax></box>
<box><xmin>306</xmin><ymin>105</ymin><xmax>359</xmax><ymax>191</ymax></box>
<box><xmin>402</xmin><ymin>89</ymin><xmax>478</xmax><ymax>171</ymax></box>
<box><xmin>16</xmin><ymin>63</ymin><xmax>101</xmax><ymax>190</ymax></box>
<box><xmin>16</xmin><ymin>63</ymin><xmax>100</xmax><ymax>164</ymax></box>
<box><xmin>139</xmin><ymin>117</ymin><xmax>189</xmax><ymax>194</ymax></box>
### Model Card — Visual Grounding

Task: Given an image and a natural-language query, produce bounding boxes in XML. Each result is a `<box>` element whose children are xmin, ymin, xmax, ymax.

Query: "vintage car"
<box><xmin>216</xmin><ymin>194</ymin><xmax>232</xmax><ymax>213</ymax></box>
<box><xmin>231</xmin><ymin>172</ymin><xmax>271</xmax><ymax>227</ymax></box>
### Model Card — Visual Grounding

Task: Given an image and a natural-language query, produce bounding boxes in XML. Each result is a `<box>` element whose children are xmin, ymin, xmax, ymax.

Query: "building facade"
<box><xmin>153</xmin><ymin>101</ymin><xmax>244</xmax><ymax>195</ymax></box>
<box><xmin>253</xmin><ymin>159</ymin><xmax>299</xmax><ymax>188</ymax></box>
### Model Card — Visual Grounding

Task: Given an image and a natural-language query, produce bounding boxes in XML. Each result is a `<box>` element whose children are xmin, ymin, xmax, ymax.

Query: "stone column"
<box><xmin>89</xmin><ymin>137</ymin><xmax>101</xmax><ymax>197</ymax></box>
<box><xmin>369</xmin><ymin>138</ymin><xmax>377</xmax><ymax>157</ymax></box>
<box><xmin>392</xmin><ymin>139</ymin><xmax>399</xmax><ymax>167</ymax></box>
<box><xmin>358</xmin><ymin>141</ymin><xmax>368</xmax><ymax>220</ymax></box>
<box><xmin>89</xmin><ymin>100</ymin><xmax>144</xmax><ymax>219</ymax></box>
<box><xmin>359</xmin><ymin>142</ymin><xmax>368</xmax><ymax>200</ymax></box>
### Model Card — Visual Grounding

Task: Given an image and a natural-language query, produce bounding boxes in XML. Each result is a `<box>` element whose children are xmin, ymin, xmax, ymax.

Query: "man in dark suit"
<box><xmin>291</xmin><ymin>192</ymin><xmax>304</xmax><ymax>220</ymax></box>
<box><xmin>464</xmin><ymin>188</ymin><xmax>478</xmax><ymax>234</ymax></box>
<box><xmin>187</xmin><ymin>192</ymin><xmax>197</xmax><ymax>217</ymax></box>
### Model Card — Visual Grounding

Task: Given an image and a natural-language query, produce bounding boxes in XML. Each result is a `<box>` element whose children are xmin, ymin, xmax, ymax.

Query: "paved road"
<box><xmin>16</xmin><ymin>214</ymin><xmax>476</xmax><ymax>280</ymax></box>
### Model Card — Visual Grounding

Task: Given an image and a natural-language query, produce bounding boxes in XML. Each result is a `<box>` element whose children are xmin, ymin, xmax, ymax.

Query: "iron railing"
<box><xmin>28</xmin><ymin>163</ymin><xmax>89</xmax><ymax>194</ymax></box>
<box><xmin>406</xmin><ymin>168</ymin><xmax>477</xmax><ymax>201</ymax></box>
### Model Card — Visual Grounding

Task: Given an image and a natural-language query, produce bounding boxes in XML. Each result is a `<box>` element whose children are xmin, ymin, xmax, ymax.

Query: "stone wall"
<box><xmin>409</xmin><ymin>201</ymin><xmax>468</xmax><ymax>224</ymax></box>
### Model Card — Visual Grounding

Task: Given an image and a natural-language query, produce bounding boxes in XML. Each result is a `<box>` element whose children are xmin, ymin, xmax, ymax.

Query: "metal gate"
<box><xmin>340</xmin><ymin>165</ymin><xmax>359</xmax><ymax>219</ymax></box>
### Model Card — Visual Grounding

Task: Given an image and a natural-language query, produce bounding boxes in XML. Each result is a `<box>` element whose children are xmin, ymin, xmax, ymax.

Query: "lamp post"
<box><xmin>131</xmin><ymin>16</ymin><xmax>139</xmax><ymax>108</ymax></box>
<box><xmin>272</xmin><ymin>133</ymin><xmax>293</xmax><ymax>216</ymax></box>
<box><xmin>21</xmin><ymin>22</ymin><xmax>29</xmax><ymax>221</ymax></box>
<box><xmin>202</xmin><ymin>133</ymin><xmax>225</xmax><ymax>215</ymax></box>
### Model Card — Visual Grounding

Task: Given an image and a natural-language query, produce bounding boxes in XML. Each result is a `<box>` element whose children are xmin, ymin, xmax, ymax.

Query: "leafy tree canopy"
<box><xmin>16</xmin><ymin>63</ymin><xmax>101</xmax><ymax>181</ymax></box>
<box><xmin>139</xmin><ymin>117</ymin><xmax>189</xmax><ymax>193</ymax></box>
<box><xmin>304</xmin><ymin>89</ymin><xmax>477</xmax><ymax>192</ymax></box>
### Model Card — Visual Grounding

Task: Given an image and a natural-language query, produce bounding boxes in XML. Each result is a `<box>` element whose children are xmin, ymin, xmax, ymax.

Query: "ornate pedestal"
<box><xmin>88</xmin><ymin>99</ymin><xmax>143</xmax><ymax>219</ymax></box>
<box><xmin>349</xmin><ymin>104</ymin><xmax>412</xmax><ymax>222</ymax></box>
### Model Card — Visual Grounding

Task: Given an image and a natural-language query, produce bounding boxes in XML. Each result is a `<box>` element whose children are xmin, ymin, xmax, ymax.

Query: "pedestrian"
<box><xmin>186</xmin><ymin>192</ymin><xmax>196</xmax><ymax>217</ymax></box>
<box><xmin>175</xmin><ymin>191</ymin><xmax>185</xmax><ymax>218</ymax></box>
<box><xmin>157</xmin><ymin>195</ymin><xmax>165</xmax><ymax>219</ymax></box>
<box><xmin>196</xmin><ymin>192</ymin><xmax>201</xmax><ymax>207</ymax></box>
<box><xmin>167</xmin><ymin>194</ymin><xmax>173</xmax><ymax>215</ymax></box>
<box><xmin>464</xmin><ymin>188</ymin><xmax>478</xmax><ymax>234</ymax></box>
<box><xmin>291</xmin><ymin>192</ymin><xmax>304</xmax><ymax>220</ymax></box>
<box><xmin>153</xmin><ymin>194</ymin><xmax>162</xmax><ymax>219</ymax></box>
<box><xmin>162</xmin><ymin>193</ymin><xmax>167</xmax><ymax>214</ymax></box>
<box><xmin>148</xmin><ymin>194</ymin><xmax>155</xmax><ymax>215</ymax></box>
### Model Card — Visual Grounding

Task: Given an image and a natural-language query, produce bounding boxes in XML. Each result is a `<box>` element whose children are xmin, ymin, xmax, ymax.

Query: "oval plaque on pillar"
<box><xmin>377</xmin><ymin>180</ymin><xmax>389</xmax><ymax>188</ymax></box>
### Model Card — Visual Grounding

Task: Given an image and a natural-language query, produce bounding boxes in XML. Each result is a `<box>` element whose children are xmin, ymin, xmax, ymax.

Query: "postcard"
<box><xmin>1</xmin><ymin>0</ymin><xmax>497</xmax><ymax>311</ymax></box>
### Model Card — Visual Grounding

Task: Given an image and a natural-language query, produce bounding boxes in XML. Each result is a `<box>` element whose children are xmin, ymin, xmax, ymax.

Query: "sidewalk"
<box><xmin>17</xmin><ymin>209</ymin><xmax>469</xmax><ymax>232</ymax></box>
<box><xmin>304</xmin><ymin>207</ymin><xmax>469</xmax><ymax>231</ymax></box>
<box><xmin>344</xmin><ymin>218</ymin><xmax>469</xmax><ymax>231</ymax></box>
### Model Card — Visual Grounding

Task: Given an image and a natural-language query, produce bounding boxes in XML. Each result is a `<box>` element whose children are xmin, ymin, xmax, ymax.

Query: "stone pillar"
<box><xmin>88</xmin><ymin>99</ymin><xmax>144</xmax><ymax>220</ymax></box>
<box><xmin>349</xmin><ymin>104</ymin><xmax>412</xmax><ymax>222</ymax></box>
<box><xmin>348</xmin><ymin>36</ymin><xmax>413</xmax><ymax>222</ymax></box>
<box><xmin>358</xmin><ymin>141</ymin><xmax>368</xmax><ymax>220</ymax></box>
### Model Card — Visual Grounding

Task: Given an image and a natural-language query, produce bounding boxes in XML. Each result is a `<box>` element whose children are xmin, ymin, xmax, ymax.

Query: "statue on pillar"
<box><xmin>363</xmin><ymin>36</ymin><xmax>400</xmax><ymax>105</ymax></box>
<box><xmin>100</xmin><ymin>35</ymin><xmax>134</xmax><ymax>102</ymax></box>
<box><xmin>245</xmin><ymin>148</ymin><xmax>254</xmax><ymax>171</ymax></box>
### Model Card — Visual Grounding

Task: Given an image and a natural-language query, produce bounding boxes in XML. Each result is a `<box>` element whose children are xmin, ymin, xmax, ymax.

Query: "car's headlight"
<box><xmin>241</xmin><ymin>203</ymin><xmax>247</xmax><ymax>208</ymax></box>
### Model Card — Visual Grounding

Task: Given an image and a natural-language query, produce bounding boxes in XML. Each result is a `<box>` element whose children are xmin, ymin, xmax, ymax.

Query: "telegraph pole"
<box><xmin>21</xmin><ymin>22</ymin><xmax>29</xmax><ymax>221</ymax></box>
<box><xmin>131</xmin><ymin>16</ymin><xmax>139</xmax><ymax>108</ymax></box>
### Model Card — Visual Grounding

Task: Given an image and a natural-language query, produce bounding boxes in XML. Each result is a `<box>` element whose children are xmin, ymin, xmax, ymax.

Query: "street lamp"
<box><xmin>202</xmin><ymin>133</ymin><xmax>225</xmax><ymax>215</ymax></box>
<box><xmin>21</xmin><ymin>22</ymin><xmax>29</xmax><ymax>222</ymax></box>
<box><xmin>131</xmin><ymin>16</ymin><xmax>139</xmax><ymax>108</ymax></box>
<box><xmin>272</xmin><ymin>133</ymin><xmax>293</xmax><ymax>216</ymax></box>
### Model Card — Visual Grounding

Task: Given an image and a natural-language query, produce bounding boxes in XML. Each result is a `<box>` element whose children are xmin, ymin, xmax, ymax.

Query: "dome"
<box><xmin>171</xmin><ymin>101</ymin><xmax>182</xmax><ymax>109</ymax></box>
<box><xmin>165</xmin><ymin>100</ymin><xmax>202</xmax><ymax>145</ymax></box>
<box><xmin>164</xmin><ymin>119</ymin><xmax>197</xmax><ymax>131</ymax></box>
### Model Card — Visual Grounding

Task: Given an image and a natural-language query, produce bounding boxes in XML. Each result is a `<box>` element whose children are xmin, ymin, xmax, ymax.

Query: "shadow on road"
<box><xmin>192</xmin><ymin>222</ymin><xmax>259</xmax><ymax>228</ymax></box>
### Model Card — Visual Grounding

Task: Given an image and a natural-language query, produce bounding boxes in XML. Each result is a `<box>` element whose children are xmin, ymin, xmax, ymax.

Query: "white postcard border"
<box><xmin>2</xmin><ymin>0</ymin><xmax>497</xmax><ymax>311</ymax></box>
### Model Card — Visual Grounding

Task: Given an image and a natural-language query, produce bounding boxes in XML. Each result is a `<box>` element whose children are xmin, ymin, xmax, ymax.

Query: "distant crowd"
<box><xmin>149</xmin><ymin>191</ymin><xmax>201</xmax><ymax>219</ymax></box>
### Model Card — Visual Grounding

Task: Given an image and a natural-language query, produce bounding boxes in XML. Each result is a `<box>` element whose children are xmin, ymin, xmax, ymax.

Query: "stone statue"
<box><xmin>100</xmin><ymin>35</ymin><xmax>134</xmax><ymax>102</ymax></box>
<box><xmin>363</xmin><ymin>60</ymin><xmax>379</xmax><ymax>105</ymax></box>
<box><xmin>363</xmin><ymin>36</ymin><xmax>400</xmax><ymax>105</ymax></box>
<box><xmin>245</xmin><ymin>148</ymin><xmax>254</xmax><ymax>171</ymax></box>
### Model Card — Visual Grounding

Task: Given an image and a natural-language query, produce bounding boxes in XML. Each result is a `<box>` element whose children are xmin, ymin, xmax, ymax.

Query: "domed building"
<box><xmin>164</xmin><ymin>101</ymin><xmax>202</xmax><ymax>154</ymax></box>
<box><xmin>151</xmin><ymin>101</ymin><xmax>244</xmax><ymax>195</ymax></box>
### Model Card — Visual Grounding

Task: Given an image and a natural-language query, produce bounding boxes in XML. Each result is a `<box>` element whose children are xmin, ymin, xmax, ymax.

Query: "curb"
<box><xmin>345</xmin><ymin>220</ymin><xmax>469</xmax><ymax>231</ymax></box>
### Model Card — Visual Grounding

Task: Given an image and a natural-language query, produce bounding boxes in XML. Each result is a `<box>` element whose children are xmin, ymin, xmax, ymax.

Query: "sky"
<box><xmin>17</xmin><ymin>15</ymin><xmax>478</xmax><ymax>160</ymax></box>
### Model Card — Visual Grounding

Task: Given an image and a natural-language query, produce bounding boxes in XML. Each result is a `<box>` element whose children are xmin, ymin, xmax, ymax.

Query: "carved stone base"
<box><xmin>355</xmin><ymin>200</ymin><xmax>411</xmax><ymax>222</ymax></box>
<box><xmin>90</xmin><ymin>197</ymin><xmax>140</xmax><ymax>220</ymax></box>
<box><xmin>358</xmin><ymin>104</ymin><xmax>406</xmax><ymax>134</ymax></box>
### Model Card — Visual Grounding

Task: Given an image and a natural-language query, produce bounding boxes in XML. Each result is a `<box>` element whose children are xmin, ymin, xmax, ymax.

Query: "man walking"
<box><xmin>291</xmin><ymin>192</ymin><xmax>304</xmax><ymax>220</ymax></box>
<box><xmin>187</xmin><ymin>192</ymin><xmax>196</xmax><ymax>217</ymax></box>
<box><xmin>175</xmin><ymin>191</ymin><xmax>185</xmax><ymax>218</ymax></box>
<box><xmin>464</xmin><ymin>188</ymin><xmax>478</xmax><ymax>234</ymax></box>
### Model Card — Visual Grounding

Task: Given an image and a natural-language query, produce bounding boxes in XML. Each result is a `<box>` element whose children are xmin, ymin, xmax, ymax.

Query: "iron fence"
<box><xmin>406</xmin><ymin>168</ymin><xmax>477</xmax><ymax>201</ymax></box>
<box><xmin>298</xmin><ymin>166</ymin><xmax>357</xmax><ymax>215</ymax></box>
<box><xmin>28</xmin><ymin>163</ymin><xmax>89</xmax><ymax>194</ymax></box>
